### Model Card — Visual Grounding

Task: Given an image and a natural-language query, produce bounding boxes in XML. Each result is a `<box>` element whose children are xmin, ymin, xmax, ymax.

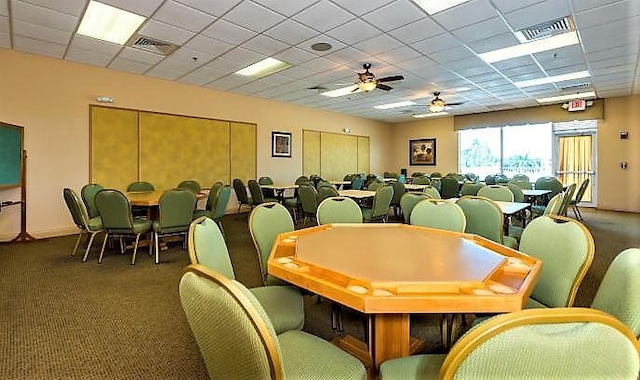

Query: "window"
<box><xmin>458</xmin><ymin>128</ymin><xmax>500</xmax><ymax>179</ymax></box>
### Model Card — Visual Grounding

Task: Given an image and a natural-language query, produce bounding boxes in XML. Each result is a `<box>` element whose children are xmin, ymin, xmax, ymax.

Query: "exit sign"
<box><xmin>567</xmin><ymin>99</ymin><xmax>586</xmax><ymax>111</ymax></box>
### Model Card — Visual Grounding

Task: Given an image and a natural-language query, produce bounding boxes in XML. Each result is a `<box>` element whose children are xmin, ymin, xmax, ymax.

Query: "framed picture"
<box><xmin>409</xmin><ymin>138</ymin><xmax>437</xmax><ymax>166</ymax></box>
<box><xmin>272</xmin><ymin>131</ymin><xmax>292</xmax><ymax>158</ymax></box>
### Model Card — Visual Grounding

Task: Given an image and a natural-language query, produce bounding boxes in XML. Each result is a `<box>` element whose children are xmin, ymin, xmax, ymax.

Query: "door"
<box><xmin>555</xmin><ymin>133</ymin><xmax>596</xmax><ymax>206</ymax></box>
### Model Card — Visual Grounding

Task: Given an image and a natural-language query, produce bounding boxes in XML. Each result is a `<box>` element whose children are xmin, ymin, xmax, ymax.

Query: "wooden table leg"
<box><xmin>371</xmin><ymin>313</ymin><xmax>411</xmax><ymax>368</ymax></box>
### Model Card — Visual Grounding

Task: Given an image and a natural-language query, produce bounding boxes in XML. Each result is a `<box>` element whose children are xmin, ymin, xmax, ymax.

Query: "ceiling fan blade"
<box><xmin>377</xmin><ymin>75</ymin><xmax>405</xmax><ymax>83</ymax></box>
<box><xmin>376</xmin><ymin>83</ymin><xmax>393</xmax><ymax>91</ymax></box>
<box><xmin>351</xmin><ymin>86</ymin><xmax>361</xmax><ymax>93</ymax></box>
<box><xmin>446</xmin><ymin>102</ymin><xmax>465</xmax><ymax>106</ymax></box>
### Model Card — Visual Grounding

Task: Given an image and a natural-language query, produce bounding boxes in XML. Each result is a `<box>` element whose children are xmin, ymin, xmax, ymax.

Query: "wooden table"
<box><xmin>330</xmin><ymin>180</ymin><xmax>350</xmax><ymax>189</ymax></box>
<box><xmin>404</xmin><ymin>184</ymin><xmax>427</xmax><ymax>191</ymax></box>
<box><xmin>522</xmin><ymin>189</ymin><xmax>551</xmax><ymax>204</ymax></box>
<box><xmin>337</xmin><ymin>189</ymin><xmax>376</xmax><ymax>199</ymax></box>
<box><xmin>260</xmin><ymin>184</ymin><xmax>298</xmax><ymax>201</ymax></box>
<box><xmin>268</xmin><ymin>224</ymin><xmax>541</xmax><ymax>368</ymax></box>
<box><xmin>126</xmin><ymin>190</ymin><xmax>165</xmax><ymax>206</ymax></box>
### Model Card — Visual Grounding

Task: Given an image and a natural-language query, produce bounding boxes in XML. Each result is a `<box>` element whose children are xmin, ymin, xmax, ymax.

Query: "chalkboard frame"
<box><xmin>0</xmin><ymin>122</ymin><xmax>24</xmax><ymax>189</ymax></box>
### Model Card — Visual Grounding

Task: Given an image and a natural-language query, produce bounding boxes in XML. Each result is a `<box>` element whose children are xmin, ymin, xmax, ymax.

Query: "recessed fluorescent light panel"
<box><xmin>413</xmin><ymin>112</ymin><xmax>449</xmax><ymax>118</ymax></box>
<box><xmin>536</xmin><ymin>91</ymin><xmax>596</xmax><ymax>104</ymax></box>
<box><xmin>77</xmin><ymin>1</ymin><xmax>145</xmax><ymax>45</ymax></box>
<box><xmin>321</xmin><ymin>86</ymin><xmax>361</xmax><ymax>98</ymax></box>
<box><xmin>411</xmin><ymin>0</ymin><xmax>472</xmax><ymax>15</ymax></box>
<box><xmin>235</xmin><ymin>58</ymin><xmax>292</xmax><ymax>78</ymax></box>
<box><xmin>374</xmin><ymin>101</ymin><xmax>416</xmax><ymax>110</ymax></box>
<box><xmin>479</xmin><ymin>31</ymin><xmax>579</xmax><ymax>63</ymax></box>
<box><xmin>515</xmin><ymin>71</ymin><xmax>590</xmax><ymax>88</ymax></box>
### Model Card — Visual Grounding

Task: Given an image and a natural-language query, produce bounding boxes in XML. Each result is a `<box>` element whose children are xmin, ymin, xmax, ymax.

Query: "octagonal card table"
<box><xmin>268</xmin><ymin>223</ymin><xmax>542</xmax><ymax>368</ymax></box>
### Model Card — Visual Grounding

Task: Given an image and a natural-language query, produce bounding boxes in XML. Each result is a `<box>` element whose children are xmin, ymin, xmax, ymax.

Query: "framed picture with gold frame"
<box><xmin>409</xmin><ymin>138</ymin><xmax>436</xmax><ymax>166</ymax></box>
<box><xmin>272</xmin><ymin>131</ymin><xmax>291</xmax><ymax>158</ymax></box>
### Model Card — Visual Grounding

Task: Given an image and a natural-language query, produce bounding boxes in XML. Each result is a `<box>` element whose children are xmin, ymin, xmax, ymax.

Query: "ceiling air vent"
<box><xmin>515</xmin><ymin>16</ymin><xmax>575</xmax><ymax>43</ymax></box>
<box><xmin>126</xmin><ymin>34</ymin><xmax>179</xmax><ymax>56</ymax></box>
<box><xmin>560</xmin><ymin>83</ymin><xmax>591</xmax><ymax>91</ymax></box>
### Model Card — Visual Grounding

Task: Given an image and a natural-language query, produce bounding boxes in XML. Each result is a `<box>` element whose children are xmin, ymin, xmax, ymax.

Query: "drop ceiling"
<box><xmin>1</xmin><ymin>0</ymin><xmax>638</xmax><ymax>122</ymax></box>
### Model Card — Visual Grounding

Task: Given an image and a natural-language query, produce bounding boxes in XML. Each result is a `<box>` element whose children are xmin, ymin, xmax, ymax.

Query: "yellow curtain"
<box><xmin>558</xmin><ymin>135</ymin><xmax>592</xmax><ymax>202</ymax></box>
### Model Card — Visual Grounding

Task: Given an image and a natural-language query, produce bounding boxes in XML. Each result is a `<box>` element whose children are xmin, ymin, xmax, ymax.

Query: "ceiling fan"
<box><xmin>354</xmin><ymin>63</ymin><xmax>404</xmax><ymax>93</ymax></box>
<box><xmin>429</xmin><ymin>91</ymin><xmax>464</xmax><ymax>112</ymax></box>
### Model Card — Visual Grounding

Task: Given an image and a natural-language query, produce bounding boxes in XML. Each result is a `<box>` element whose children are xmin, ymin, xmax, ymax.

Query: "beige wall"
<box><xmin>0</xmin><ymin>49</ymin><xmax>391</xmax><ymax>239</ymax></box>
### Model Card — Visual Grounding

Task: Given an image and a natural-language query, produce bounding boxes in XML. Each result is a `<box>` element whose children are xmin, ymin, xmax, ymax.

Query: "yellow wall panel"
<box><xmin>201</xmin><ymin>119</ymin><xmax>230</xmax><ymax>186</ymax></box>
<box><xmin>303</xmin><ymin>130</ymin><xmax>320</xmax><ymax>176</ymax></box>
<box><xmin>357</xmin><ymin>136</ymin><xmax>370</xmax><ymax>174</ymax></box>
<box><xmin>90</xmin><ymin>106</ymin><xmax>138</xmax><ymax>190</ymax></box>
<box><xmin>321</xmin><ymin>133</ymin><xmax>358</xmax><ymax>180</ymax></box>
<box><xmin>230</xmin><ymin>122</ymin><xmax>256</xmax><ymax>183</ymax></box>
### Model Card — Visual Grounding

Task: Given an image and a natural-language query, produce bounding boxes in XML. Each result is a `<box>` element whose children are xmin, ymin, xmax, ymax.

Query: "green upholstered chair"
<box><xmin>430</xmin><ymin>172</ymin><xmax>442</xmax><ymax>178</ymax></box>
<box><xmin>232</xmin><ymin>178</ymin><xmax>252</xmax><ymax>214</ymax></box>
<box><xmin>297</xmin><ymin>184</ymin><xmax>319</xmax><ymax>227</ymax></box>
<box><xmin>193</xmin><ymin>182</ymin><xmax>222</xmax><ymax>220</ymax></box>
<box><xmin>519</xmin><ymin>215</ymin><xmax>594</xmax><ymax>308</ymax></box>
<box><xmin>317</xmin><ymin>185</ymin><xmax>339</xmax><ymax>204</ymax></box>
<box><xmin>422</xmin><ymin>185</ymin><xmax>441</xmax><ymax>200</ymax></box>
<box><xmin>81</xmin><ymin>183</ymin><xmax>103</xmax><ymax>219</ymax></box>
<box><xmin>508</xmin><ymin>178</ymin><xmax>533</xmax><ymax>190</ymax></box>
<box><xmin>531</xmin><ymin>191</ymin><xmax>564</xmax><ymax>218</ymax></box>
<box><xmin>534</xmin><ymin>176</ymin><xmax>564</xmax><ymax>200</ymax></box>
<box><xmin>248</xmin><ymin>202</ymin><xmax>295</xmax><ymax>286</ymax></box>
<box><xmin>94</xmin><ymin>189</ymin><xmax>152</xmax><ymax>265</ymax></box>
<box><xmin>126</xmin><ymin>181</ymin><xmax>155</xmax><ymax>192</ymax></box>
<box><xmin>177</xmin><ymin>180</ymin><xmax>201</xmax><ymax>194</ymax></box>
<box><xmin>248</xmin><ymin>179</ymin><xmax>277</xmax><ymax>206</ymax></box>
<box><xmin>180</xmin><ymin>265</ymin><xmax>366</xmax><ymax>380</ymax></box>
<box><xmin>463</xmin><ymin>173</ymin><xmax>478</xmax><ymax>182</ymax></box>
<box><xmin>477</xmin><ymin>185</ymin><xmax>514</xmax><ymax>202</ymax></box>
<box><xmin>400</xmin><ymin>193</ymin><xmax>430</xmax><ymax>224</ymax></box>
<box><xmin>455</xmin><ymin>196</ymin><xmax>518</xmax><ymax>249</ymax></box>
<box><xmin>410</xmin><ymin>199</ymin><xmax>466</xmax><ymax>233</ymax></box>
<box><xmin>591</xmin><ymin>248</ymin><xmax>640</xmax><ymax>338</ymax></box>
<box><xmin>460</xmin><ymin>182</ymin><xmax>485</xmax><ymax>196</ymax></box>
<box><xmin>152</xmin><ymin>189</ymin><xmax>197</xmax><ymax>264</ymax></box>
<box><xmin>439</xmin><ymin>176</ymin><xmax>460</xmax><ymax>199</ymax></box>
<box><xmin>258</xmin><ymin>176</ymin><xmax>276</xmax><ymax>199</ymax></box>
<box><xmin>380</xmin><ymin>308</ymin><xmax>640</xmax><ymax>380</ymax></box>
<box><xmin>317</xmin><ymin>197</ymin><xmax>363</xmax><ymax>224</ymax></box>
<box><xmin>210</xmin><ymin>185</ymin><xmax>231</xmax><ymax>237</ymax></box>
<box><xmin>569</xmin><ymin>178</ymin><xmax>590</xmax><ymax>221</ymax></box>
<box><xmin>350</xmin><ymin>176</ymin><xmax>364</xmax><ymax>190</ymax></box>
<box><xmin>505</xmin><ymin>183</ymin><xmax>525</xmax><ymax>203</ymax></box>
<box><xmin>412</xmin><ymin>176</ymin><xmax>431</xmax><ymax>185</ymax></box>
<box><xmin>389</xmin><ymin>181</ymin><xmax>406</xmax><ymax>217</ymax></box>
<box><xmin>511</xmin><ymin>173</ymin><xmax>530</xmax><ymax>182</ymax></box>
<box><xmin>397</xmin><ymin>173</ymin><xmax>406</xmax><ymax>183</ymax></box>
<box><xmin>362</xmin><ymin>185</ymin><xmax>394</xmax><ymax>223</ymax></box>
<box><xmin>558</xmin><ymin>183</ymin><xmax>577</xmax><ymax>217</ymax></box>
<box><xmin>188</xmin><ymin>217</ymin><xmax>304</xmax><ymax>335</ymax></box>
<box><xmin>484</xmin><ymin>175</ymin><xmax>496</xmax><ymax>185</ymax></box>
<box><xmin>63</xmin><ymin>188</ymin><xmax>104</xmax><ymax>262</ymax></box>
<box><xmin>367</xmin><ymin>180</ymin><xmax>384</xmax><ymax>191</ymax></box>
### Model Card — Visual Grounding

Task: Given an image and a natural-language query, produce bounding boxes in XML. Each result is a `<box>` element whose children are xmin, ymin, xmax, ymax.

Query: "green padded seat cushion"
<box><xmin>266</xmin><ymin>274</ymin><xmax>290</xmax><ymax>287</ymax></box>
<box><xmin>112</xmin><ymin>219</ymin><xmax>151</xmax><ymax>235</ymax></box>
<box><xmin>152</xmin><ymin>221</ymin><xmax>189</xmax><ymax>234</ymax></box>
<box><xmin>250</xmin><ymin>285</ymin><xmax>304</xmax><ymax>335</ymax></box>
<box><xmin>361</xmin><ymin>208</ymin><xmax>373</xmax><ymax>220</ymax></box>
<box><xmin>87</xmin><ymin>216</ymin><xmax>103</xmax><ymax>231</ymax></box>
<box><xmin>525</xmin><ymin>297</ymin><xmax>548</xmax><ymax>309</ymax></box>
<box><xmin>379</xmin><ymin>354</ymin><xmax>445</xmax><ymax>380</ymax></box>
<box><xmin>278</xmin><ymin>330</ymin><xmax>366</xmax><ymax>380</ymax></box>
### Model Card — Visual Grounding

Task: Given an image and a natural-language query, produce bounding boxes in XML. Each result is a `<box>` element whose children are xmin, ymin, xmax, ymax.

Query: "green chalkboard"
<box><xmin>0</xmin><ymin>122</ymin><xmax>23</xmax><ymax>189</ymax></box>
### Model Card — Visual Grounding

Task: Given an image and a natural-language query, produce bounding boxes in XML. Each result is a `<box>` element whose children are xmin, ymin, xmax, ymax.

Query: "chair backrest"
<box><xmin>212</xmin><ymin>185</ymin><xmax>232</xmax><ymax>220</ymax></box>
<box><xmin>397</xmin><ymin>174</ymin><xmax>406</xmax><ymax>184</ymax></box>
<box><xmin>572</xmin><ymin>178</ymin><xmax>590</xmax><ymax>204</ymax></box>
<box><xmin>456</xmin><ymin>196</ymin><xmax>504</xmax><ymax>244</ymax></box>
<box><xmin>484</xmin><ymin>175</ymin><xmax>496</xmax><ymax>185</ymax></box>
<box><xmin>63</xmin><ymin>188</ymin><xmax>91</xmax><ymax>229</ymax></box>
<box><xmin>422</xmin><ymin>185</ymin><xmax>441</xmax><ymax>199</ymax></box>
<box><xmin>94</xmin><ymin>189</ymin><xmax>134</xmax><ymax>231</ymax></box>
<box><xmin>81</xmin><ymin>183</ymin><xmax>103</xmax><ymax>219</ymax></box>
<box><xmin>412</xmin><ymin>176</ymin><xmax>431</xmax><ymax>185</ymax></box>
<box><xmin>188</xmin><ymin>216</ymin><xmax>236</xmax><ymax>279</ymax></box>
<box><xmin>156</xmin><ymin>189</ymin><xmax>197</xmax><ymax>231</ymax></box>
<box><xmin>351</xmin><ymin>176</ymin><xmax>363</xmax><ymax>190</ymax></box>
<box><xmin>477</xmin><ymin>185</ymin><xmax>514</xmax><ymax>202</ymax></box>
<box><xmin>369</xmin><ymin>185</ymin><xmax>394</xmax><ymax>220</ymax></box>
<box><xmin>430</xmin><ymin>172</ymin><xmax>442</xmax><ymax>178</ymax></box>
<box><xmin>510</xmin><ymin>173</ymin><xmax>530</xmax><ymax>182</ymax></box>
<box><xmin>591</xmin><ymin>248</ymin><xmax>640</xmax><ymax>338</ymax></box>
<box><xmin>248</xmin><ymin>202</ymin><xmax>294</xmax><ymax>283</ymax></box>
<box><xmin>508</xmin><ymin>179</ymin><xmax>533</xmax><ymax>190</ymax></box>
<box><xmin>438</xmin><ymin>308</ymin><xmax>640</xmax><ymax>380</ymax></box>
<box><xmin>298</xmin><ymin>184</ymin><xmax>319</xmax><ymax>215</ymax></box>
<box><xmin>295</xmin><ymin>176</ymin><xmax>309</xmax><ymax>185</ymax></box>
<box><xmin>258</xmin><ymin>176</ymin><xmax>274</xmax><ymax>185</ymax></box>
<box><xmin>232</xmin><ymin>178</ymin><xmax>250</xmax><ymax>205</ymax></box>
<box><xmin>367</xmin><ymin>181</ymin><xmax>384</xmax><ymax>191</ymax></box>
<box><xmin>399</xmin><ymin>193</ymin><xmax>430</xmax><ymax>224</ymax></box>
<box><xmin>494</xmin><ymin>174</ymin><xmax>509</xmax><ymax>184</ymax></box>
<box><xmin>248</xmin><ymin>179</ymin><xmax>265</xmax><ymax>205</ymax></box>
<box><xmin>505</xmin><ymin>183</ymin><xmax>525</xmax><ymax>203</ymax></box>
<box><xmin>460</xmin><ymin>182</ymin><xmax>485</xmax><ymax>196</ymax></box>
<box><xmin>519</xmin><ymin>215</ymin><xmax>594</xmax><ymax>308</ymax></box>
<box><xmin>317</xmin><ymin>197</ymin><xmax>363</xmax><ymax>224</ymax></box>
<box><xmin>317</xmin><ymin>185</ymin><xmax>339</xmax><ymax>203</ymax></box>
<box><xmin>464</xmin><ymin>173</ymin><xmax>478</xmax><ymax>182</ymax></box>
<box><xmin>389</xmin><ymin>182</ymin><xmax>406</xmax><ymax>206</ymax></box>
<box><xmin>410</xmin><ymin>199</ymin><xmax>466</xmax><ymax>232</ymax></box>
<box><xmin>558</xmin><ymin>183</ymin><xmax>577</xmax><ymax>216</ymax></box>
<box><xmin>534</xmin><ymin>177</ymin><xmax>564</xmax><ymax>197</ymax></box>
<box><xmin>439</xmin><ymin>176</ymin><xmax>460</xmax><ymax>199</ymax></box>
<box><xmin>205</xmin><ymin>182</ymin><xmax>223</xmax><ymax>212</ymax></box>
<box><xmin>178</xmin><ymin>180</ymin><xmax>202</xmax><ymax>193</ymax></box>
<box><xmin>179</xmin><ymin>265</ymin><xmax>283</xmax><ymax>379</ymax></box>
<box><xmin>126</xmin><ymin>181</ymin><xmax>155</xmax><ymax>192</ymax></box>
<box><xmin>544</xmin><ymin>192</ymin><xmax>564</xmax><ymax>216</ymax></box>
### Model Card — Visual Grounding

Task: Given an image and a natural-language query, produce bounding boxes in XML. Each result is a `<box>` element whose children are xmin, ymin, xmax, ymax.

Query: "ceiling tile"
<box><xmin>252</xmin><ymin>0</ymin><xmax>318</xmax><ymax>17</ymax></box>
<box><xmin>109</xmin><ymin>57</ymin><xmax>154</xmax><ymax>74</ymax></box>
<box><xmin>152</xmin><ymin>1</ymin><xmax>217</xmax><ymax>33</ymax></box>
<box><xmin>218</xmin><ymin>47</ymin><xmax>265</xmax><ymax>68</ymax></box>
<box><xmin>432</xmin><ymin>0</ymin><xmax>498</xmax><ymax>30</ymax></box>
<box><xmin>201</xmin><ymin>19</ymin><xmax>256</xmax><ymax>45</ymax></box>
<box><xmin>206</xmin><ymin>74</ymin><xmax>253</xmax><ymax>91</ymax></box>
<box><xmin>118</xmin><ymin>46</ymin><xmax>165</xmax><ymax>65</ymax></box>
<box><xmin>264</xmin><ymin>19</ymin><xmax>318</xmax><ymax>45</ymax></box>
<box><xmin>13</xmin><ymin>35</ymin><xmax>65</xmax><ymax>58</ymax></box>
<box><xmin>451</xmin><ymin>17</ymin><xmax>511</xmax><ymax>43</ymax></box>
<box><xmin>572</xmin><ymin>0</ymin><xmax>629</xmax><ymax>13</ymax></box>
<box><xmin>99</xmin><ymin>0</ymin><xmax>164</xmax><ymax>17</ymax></box>
<box><xmin>294</xmin><ymin>1</ymin><xmax>355</xmax><ymax>32</ymax></box>
<box><xmin>68</xmin><ymin>34</ymin><xmax>122</xmax><ymax>55</ymax></box>
<box><xmin>12</xmin><ymin>0</ymin><xmax>78</xmax><ymax>32</ymax></box>
<box><xmin>66</xmin><ymin>47</ymin><xmax>115</xmax><ymax>66</ymax></box>
<box><xmin>503</xmin><ymin>0</ymin><xmax>570</xmax><ymax>31</ymax></box>
<box><xmin>173</xmin><ymin>0</ymin><xmax>241</xmax><ymax>17</ymax></box>
<box><xmin>139</xmin><ymin>19</ymin><xmax>196</xmax><ymax>45</ymax></box>
<box><xmin>491</xmin><ymin>0</ymin><xmax>545</xmax><ymax>14</ymax></box>
<box><xmin>429</xmin><ymin>46</ymin><xmax>476</xmax><ymax>64</ymax></box>
<box><xmin>576</xmin><ymin>1</ymin><xmax>640</xmax><ymax>29</ymax></box>
<box><xmin>146</xmin><ymin>65</ymin><xmax>185</xmax><ymax>80</ymax></box>
<box><xmin>325</xmin><ymin>18</ymin><xmax>380</xmax><ymax>45</ymax></box>
<box><xmin>273</xmin><ymin>47</ymin><xmax>317</xmax><ymax>65</ymax></box>
<box><xmin>361</xmin><ymin>1</ymin><xmax>424</xmax><ymax>32</ymax></box>
<box><xmin>351</xmin><ymin>34</ymin><xmax>403</xmax><ymax>56</ymax></box>
<box><xmin>376</xmin><ymin>46</ymin><xmax>422</xmax><ymax>65</ymax></box>
<box><xmin>178</xmin><ymin>65</ymin><xmax>227</xmax><ymax>85</ymax></box>
<box><xmin>171</xmin><ymin>45</ymin><xmax>218</xmax><ymax>64</ymax></box>
<box><xmin>466</xmin><ymin>32</ymin><xmax>520</xmax><ymax>54</ymax></box>
<box><xmin>297</xmin><ymin>34</ymin><xmax>347</xmax><ymax>57</ymax></box>
<box><xmin>321</xmin><ymin>46</ymin><xmax>370</xmax><ymax>65</ymax></box>
<box><xmin>183</xmin><ymin>34</ymin><xmax>234</xmax><ymax>58</ymax></box>
<box><xmin>388</xmin><ymin>17</ymin><xmax>445</xmax><ymax>44</ymax></box>
<box><xmin>18</xmin><ymin>0</ymin><xmax>85</xmax><ymax>16</ymax></box>
<box><xmin>221</xmin><ymin>1</ymin><xmax>285</xmax><ymax>33</ymax></box>
<box><xmin>242</xmin><ymin>34</ymin><xmax>289</xmax><ymax>55</ymax></box>
<box><xmin>328</xmin><ymin>0</ymin><xmax>394</xmax><ymax>17</ymax></box>
<box><xmin>411</xmin><ymin>33</ymin><xmax>462</xmax><ymax>55</ymax></box>
<box><xmin>12</xmin><ymin>19</ymin><xmax>72</xmax><ymax>45</ymax></box>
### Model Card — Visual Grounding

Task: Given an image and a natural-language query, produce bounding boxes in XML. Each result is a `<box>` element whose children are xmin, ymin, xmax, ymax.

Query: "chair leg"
<box><xmin>131</xmin><ymin>234</ymin><xmax>141</xmax><ymax>265</ymax></box>
<box><xmin>98</xmin><ymin>232</ymin><xmax>109</xmax><ymax>264</ymax></box>
<box><xmin>71</xmin><ymin>230</ymin><xmax>85</xmax><ymax>257</ymax></box>
<box><xmin>155</xmin><ymin>232</ymin><xmax>160</xmax><ymax>264</ymax></box>
<box><xmin>82</xmin><ymin>231</ymin><xmax>100</xmax><ymax>262</ymax></box>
